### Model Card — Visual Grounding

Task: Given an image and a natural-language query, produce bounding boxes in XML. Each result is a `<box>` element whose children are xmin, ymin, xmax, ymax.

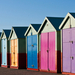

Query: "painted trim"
<box><xmin>38</xmin><ymin>17</ymin><xmax>56</xmax><ymax>34</ymax></box>
<box><xmin>8</xmin><ymin>27</ymin><xmax>18</xmax><ymax>40</ymax></box>
<box><xmin>59</xmin><ymin>12</ymin><xmax>75</xmax><ymax>29</ymax></box>
<box><xmin>25</xmin><ymin>24</ymin><xmax>37</xmax><ymax>36</ymax></box>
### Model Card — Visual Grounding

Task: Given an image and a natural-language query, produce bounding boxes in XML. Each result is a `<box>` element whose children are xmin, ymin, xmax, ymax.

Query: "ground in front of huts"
<box><xmin>0</xmin><ymin>67</ymin><xmax>65</xmax><ymax>75</ymax></box>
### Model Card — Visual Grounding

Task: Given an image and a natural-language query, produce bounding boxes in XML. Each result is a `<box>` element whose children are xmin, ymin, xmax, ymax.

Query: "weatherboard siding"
<box><xmin>41</xmin><ymin>21</ymin><xmax>56</xmax><ymax>33</ymax></box>
<box><xmin>57</xmin><ymin>31</ymin><xmax>61</xmax><ymax>51</ymax></box>
<box><xmin>18</xmin><ymin>38</ymin><xmax>26</xmax><ymax>53</ymax></box>
<box><xmin>11</xmin><ymin>30</ymin><xmax>17</xmax><ymax>40</ymax></box>
<box><xmin>27</xmin><ymin>27</ymin><xmax>37</xmax><ymax>36</ymax></box>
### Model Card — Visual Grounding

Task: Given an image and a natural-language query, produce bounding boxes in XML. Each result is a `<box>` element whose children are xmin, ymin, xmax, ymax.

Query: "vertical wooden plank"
<box><xmin>15</xmin><ymin>39</ymin><xmax>18</xmax><ymax>66</ymax></box>
<box><xmin>49</xmin><ymin>32</ymin><xmax>55</xmax><ymax>71</ymax></box>
<box><xmin>41</xmin><ymin>33</ymin><xmax>48</xmax><ymax>70</ymax></box>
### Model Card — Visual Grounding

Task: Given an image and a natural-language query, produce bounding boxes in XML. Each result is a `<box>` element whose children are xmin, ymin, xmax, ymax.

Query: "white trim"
<box><xmin>25</xmin><ymin>24</ymin><xmax>37</xmax><ymax>36</ymax></box>
<box><xmin>8</xmin><ymin>27</ymin><xmax>18</xmax><ymax>40</ymax></box>
<box><xmin>59</xmin><ymin>12</ymin><xmax>75</xmax><ymax>29</ymax></box>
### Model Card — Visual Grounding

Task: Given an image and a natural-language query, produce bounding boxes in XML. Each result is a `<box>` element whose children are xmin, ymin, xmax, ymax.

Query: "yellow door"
<box><xmin>14</xmin><ymin>39</ymin><xmax>18</xmax><ymax>66</ymax></box>
<box><xmin>11</xmin><ymin>39</ymin><xmax>18</xmax><ymax>66</ymax></box>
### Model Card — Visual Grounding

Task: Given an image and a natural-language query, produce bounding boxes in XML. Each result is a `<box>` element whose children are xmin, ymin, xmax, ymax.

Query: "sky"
<box><xmin>0</xmin><ymin>0</ymin><xmax>75</xmax><ymax>32</ymax></box>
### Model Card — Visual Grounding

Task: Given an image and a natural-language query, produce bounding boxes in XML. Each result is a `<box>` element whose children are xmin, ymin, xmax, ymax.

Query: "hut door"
<box><xmin>11</xmin><ymin>39</ymin><xmax>18</xmax><ymax>66</ymax></box>
<box><xmin>71</xmin><ymin>28</ymin><xmax>75</xmax><ymax>73</ymax></box>
<box><xmin>2</xmin><ymin>39</ymin><xmax>7</xmax><ymax>65</ymax></box>
<box><xmin>11</xmin><ymin>40</ymin><xmax>15</xmax><ymax>66</ymax></box>
<box><xmin>41</xmin><ymin>33</ymin><xmax>48</xmax><ymax>70</ymax></box>
<box><xmin>27</xmin><ymin>35</ymin><xmax>38</xmax><ymax>69</ymax></box>
<box><xmin>32</xmin><ymin>35</ymin><xmax>38</xmax><ymax>69</ymax></box>
<box><xmin>63</xmin><ymin>29</ymin><xmax>71</xmax><ymax>72</ymax></box>
<box><xmin>27</xmin><ymin>36</ymin><xmax>33</xmax><ymax>68</ymax></box>
<box><xmin>41</xmin><ymin>32</ymin><xmax>55</xmax><ymax>71</ymax></box>
<box><xmin>49</xmin><ymin>32</ymin><xmax>55</xmax><ymax>71</ymax></box>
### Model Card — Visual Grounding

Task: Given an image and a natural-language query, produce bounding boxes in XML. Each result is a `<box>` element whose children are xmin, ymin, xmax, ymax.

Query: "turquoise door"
<box><xmin>2</xmin><ymin>39</ymin><xmax>7</xmax><ymax>65</ymax></box>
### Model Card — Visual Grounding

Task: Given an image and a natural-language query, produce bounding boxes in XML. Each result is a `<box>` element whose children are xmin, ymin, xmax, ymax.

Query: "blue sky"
<box><xmin>0</xmin><ymin>0</ymin><xmax>75</xmax><ymax>32</ymax></box>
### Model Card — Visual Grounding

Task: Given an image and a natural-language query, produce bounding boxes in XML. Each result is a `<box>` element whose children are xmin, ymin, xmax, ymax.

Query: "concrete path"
<box><xmin>0</xmin><ymin>67</ymin><xmax>65</xmax><ymax>75</ymax></box>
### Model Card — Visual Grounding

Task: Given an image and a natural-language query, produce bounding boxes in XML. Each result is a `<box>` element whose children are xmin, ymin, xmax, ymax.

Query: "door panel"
<box><xmin>71</xmin><ymin>43</ymin><xmax>75</xmax><ymax>73</ymax></box>
<box><xmin>32</xmin><ymin>35</ymin><xmax>37</xmax><ymax>69</ymax></box>
<box><xmin>14</xmin><ymin>39</ymin><xmax>18</xmax><ymax>66</ymax></box>
<box><xmin>2</xmin><ymin>39</ymin><xmax>4</xmax><ymax>65</ymax></box>
<box><xmin>11</xmin><ymin>40</ymin><xmax>15</xmax><ymax>66</ymax></box>
<box><xmin>4</xmin><ymin>39</ymin><xmax>7</xmax><ymax>65</ymax></box>
<box><xmin>11</xmin><ymin>39</ymin><xmax>18</xmax><ymax>66</ymax></box>
<box><xmin>27</xmin><ymin>36</ymin><xmax>33</xmax><ymax>68</ymax></box>
<box><xmin>63</xmin><ymin>29</ymin><xmax>71</xmax><ymax>43</ymax></box>
<box><xmin>41</xmin><ymin>33</ymin><xmax>48</xmax><ymax>70</ymax></box>
<box><xmin>2</xmin><ymin>39</ymin><xmax>7</xmax><ymax>65</ymax></box>
<box><xmin>63</xmin><ymin>43</ymin><xmax>71</xmax><ymax>72</ymax></box>
<box><xmin>49</xmin><ymin>32</ymin><xmax>55</xmax><ymax>70</ymax></box>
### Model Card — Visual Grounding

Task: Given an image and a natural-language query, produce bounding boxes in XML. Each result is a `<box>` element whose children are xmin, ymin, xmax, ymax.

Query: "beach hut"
<box><xmin>8</xmin><ymin>27</ymin><xmax>28</xmax><ymax>69</ymax></box>
<box><xmin>25</xmin><ymin>24</ymin><xmax>41</xmax><ymax>71</ymax></box>
<box><xmin>1</xmin><ymin>30</ymin><xmax>11</xmax><ymax>68</ymax></box>
<box><xmin>59</xmin><ymin>12</ymin><xmax>75</xmax><ymax>75</ymax></box>
<box><xmin>38</xmin><ymin>17</ymin><xmax>64</xmax><ymax>73</ymax></box>
<box><xmin>0</xmin><ymin>32</ymin><xmax>2</xmax><ymax>66</ymax></box>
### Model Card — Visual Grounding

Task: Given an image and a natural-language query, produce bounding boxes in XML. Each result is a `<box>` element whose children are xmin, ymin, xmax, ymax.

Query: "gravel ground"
<box><xmin>0</xmin><ymin>67</ymin><xmax>66</xmax><ymax>75</ymax></box>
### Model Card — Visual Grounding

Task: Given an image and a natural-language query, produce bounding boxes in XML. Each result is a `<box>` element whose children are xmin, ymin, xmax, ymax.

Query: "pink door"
<box><xmin>41</xmin><ymin>33</ymin><xmax>48</xmax><ymax>70</ymax></box>
<box><xmin>49</xmin><ymin>32</ymin><xmax>55</xmax><ymax>70</ymax></box>
<box><xmin>41</xmin><ymin>32</ymin><xmax>55</xmax><ymax>71</ymax></box>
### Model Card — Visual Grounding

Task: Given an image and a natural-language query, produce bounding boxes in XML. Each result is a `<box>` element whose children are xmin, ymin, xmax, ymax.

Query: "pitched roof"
<box><xmin>13</xmin><ymin>27</ymin><xmax>28</xmax><ymax>38</ymax></box>
<box><xmin>70</xmin><ymin>12</ymin><xmax>75</xmax><ymax>18</ymax></box>
<box><xmin>3</xmin><ymin>30</ymin><xmax>11</xmax><ymax>38</ymax></box>
<box><xmin>47</xmin><ymin>17</ymin><xmax>64</xmax><ymax>30</ymax></box>
<box><xmin>31</xmin><ymin>24</ymin><xmax>41</xmax><ymax>31</ymax></box>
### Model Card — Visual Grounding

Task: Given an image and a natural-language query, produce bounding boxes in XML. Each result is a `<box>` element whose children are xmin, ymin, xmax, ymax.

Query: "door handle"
<box><xmin>47</xmin><ymin>50</ymin><xmax>49</xmax><ymax>52</ymax></box>
<box><xmin>70</xmin><ymin>56</ymin><xmax>74</xmax><ymax>59</ymax></box>
<box><xmin>13</xmin><ymin>52</ymin><xmax>15</xmax><ymax>54</ymax></box>
<box><xmin>13</xmin><ymin>62</ymin><xmax>15</xmax><ymax>64</ymax></box>
<box><xmin>32</xmin><ymin>65</ymin><xmax>34</xmax><ymax>67</ymax></box>
<box><xmin>32</xmin><ymin>45</ymin><xmax>34</xmax><ymax>47</ymax></box>
<box><xmin>69</xmin><ymin>41</ymin><xmax>73</xmax><ymax>43</ymax></box>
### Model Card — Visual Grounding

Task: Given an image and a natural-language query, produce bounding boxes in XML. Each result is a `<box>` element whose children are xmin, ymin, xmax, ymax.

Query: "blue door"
<box><xmin>27</xmin><ymin>35</ymin><xmax>38</xmax><ymax>69</ymax></box>
<box><xmin>2</xmin><ymin>39</ymin><xmax>7</xmax><ymax>65</ymax></box>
